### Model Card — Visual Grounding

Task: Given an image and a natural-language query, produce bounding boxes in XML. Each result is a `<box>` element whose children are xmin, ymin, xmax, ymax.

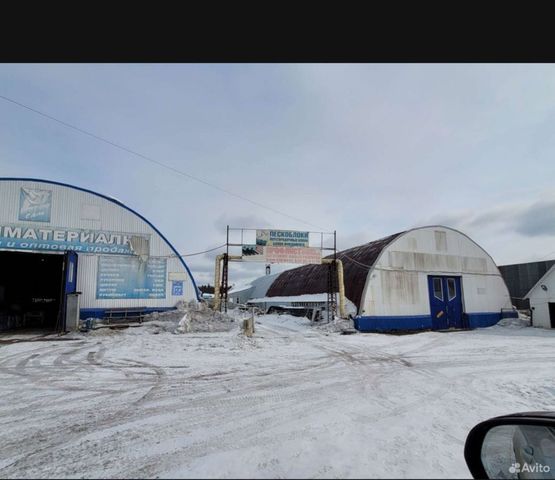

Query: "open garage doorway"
<box><xmin>0</xmin><ymin>251</ymin><xmax>65</xmax><ymax>332</ymax></box>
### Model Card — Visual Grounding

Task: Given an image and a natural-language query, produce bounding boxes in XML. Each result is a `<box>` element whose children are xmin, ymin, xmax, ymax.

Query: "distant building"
<box><xmin>498</xmin><ymin>260</ymin><xmax>555</xmax><ymax>310</ymax></box>
<box><xmin>525</xmin><ymin>264</ymin><xmax>555</xmax><ymax>328</ymax></box>
<box><xmin>228</xmin><ymin>273</ymin><xmax>281</xmax><ymax>305</ymax></box>
<box><xmin>255</xmin><ymin>226</ymin><xmax>515</xmax><ymax>332</ymax></box>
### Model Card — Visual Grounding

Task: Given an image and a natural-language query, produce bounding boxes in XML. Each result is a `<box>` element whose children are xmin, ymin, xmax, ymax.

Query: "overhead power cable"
<box><xmin>0</xmin><ymin>94</ymin><xmax>324</xmax><ymax>230</ymax></box>
<box><xmin>137</xmin><ymin>244</ymin><xmax>227</xmax><ymax>259</ymax></box>
<box><xmin>177</xmin><ymin>244</ymin><xmax>227</xmax><ymax>257</ymax></box>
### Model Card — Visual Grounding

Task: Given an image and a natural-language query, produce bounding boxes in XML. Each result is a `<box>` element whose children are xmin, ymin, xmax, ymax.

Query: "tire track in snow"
<box><xmin>0</xmin><ymin>339</ymin><xmax>172</xmax><ymax>477</ymax></box>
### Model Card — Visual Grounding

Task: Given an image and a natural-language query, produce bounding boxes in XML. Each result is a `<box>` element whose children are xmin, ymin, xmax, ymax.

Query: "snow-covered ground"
<box><xmin>0</xmin><ymin>314</ymin><xmax>554</xmax><ymax>479</ymax></box>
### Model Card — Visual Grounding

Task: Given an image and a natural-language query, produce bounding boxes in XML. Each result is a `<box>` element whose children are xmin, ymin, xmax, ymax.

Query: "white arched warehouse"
<box><xmin>0</xmin><ymin>178</ymin><xmax>199</xmax><ymax>332</ymax></box>
<box><xmin>266</xmin><ymin>226</ymin><xmax>515</xmax><ymax>332</ymax></box>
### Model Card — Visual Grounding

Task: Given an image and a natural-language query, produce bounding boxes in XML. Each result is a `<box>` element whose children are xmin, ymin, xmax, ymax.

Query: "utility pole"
<box><xmin>222</xmin><ymin>225</ymin><xmax>230</xmax><ymax>313</ymax></box>
<box><xmin>327</xmin><ymin>230</ymin><xmax>337</xmax><ymax>322</ymax></box>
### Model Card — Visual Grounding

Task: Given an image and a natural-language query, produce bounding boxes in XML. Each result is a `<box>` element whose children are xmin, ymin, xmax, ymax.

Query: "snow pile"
<box><xmin>176</xmin><ymin>313</ymin><xmax>192</xmax><ymax>333</ymax></box>
<box><xmin>175</xmin><ymin>309</ymin><xmax>241</xmax><ymax>334</ymax></box>
<box><xmin>313</xmin><ymin>316</ymin><xmax>356</xmax><ymax>333</ymax></box>
<box><xmin>497</xmin><ymin>311</ymin><xmax>531</xmax><ymax>328</ymax></box>
<box><xmin>144</xmin><ymin>300</ymin><xmax>243</xmax><ymax>334</ymax></box>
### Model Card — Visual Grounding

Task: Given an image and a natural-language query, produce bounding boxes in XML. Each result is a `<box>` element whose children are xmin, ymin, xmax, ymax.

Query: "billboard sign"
<box><xmin>96</xmin><ymin>256</ymin><xmax>167</xmax><ymax>299</ymax></box>
<box><xmin>241</xmin><ymin>244</ymin><xmax>266</xmax><ymax>262</ymax></box>
<box><xmin>0</xmin><ymin>223</ymin><xmax>148</xmax><ymax>255</ymax></box>
<box><xmin>19</xmin><ymin>188</ymin><xmax>52</xmax><ymax>223</ymax></box>
<box><xmin>242</xmin><ymin>229</ymin><xmax>321</xmax><ymax>265</ymax></box>
<box><xmin>242</xmin><ymin>244</ymin><xmax>321</xmax><ymax>264</ymax></box>
<box><xmin>265</xmin><ymin>246</ymin><xmax>321</xmax><ymax>264</ymax></box>
<box><xmin>255</xmin><ymin>229</ymin><xmax>309</xmax><ymax>248</ymax></box>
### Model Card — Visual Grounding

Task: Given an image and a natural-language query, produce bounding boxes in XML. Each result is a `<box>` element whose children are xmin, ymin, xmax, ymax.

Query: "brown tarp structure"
<box><xmin>266</xmin><ymin>231</ymin><xmax>404</xmax><ymax>310</ymax></box>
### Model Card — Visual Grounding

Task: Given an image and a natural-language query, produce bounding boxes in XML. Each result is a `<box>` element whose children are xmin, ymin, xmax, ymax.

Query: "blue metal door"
<box><xmin>444</xmin><ymin>276</ymin><xmax>463</xmax><ymax>329</ymax></box>
<box><xmin>428</xmin><ymin>276</ymin><xmax>463</xmax><ymax>330</ymax></box>
<box><xmin>429</xmin><ymin>276</ymin><xmax>448</xmax><ymax>330</ymax></box>
<box><xmin>64</xmin><ymin>251</ymin><xmax>78</xmax><ymax>294</ymax></box>
<box><xmin>59</xmin><ymin>251</ymin><xmax>78</xmax><ymax>331</ymax></box>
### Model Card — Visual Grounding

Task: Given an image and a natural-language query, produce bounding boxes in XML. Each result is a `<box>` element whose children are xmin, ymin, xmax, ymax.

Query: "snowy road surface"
<box><xmin>1</xmin><ymin>315</ymin><xmax>554</xmax><ymax>478</ymax></box>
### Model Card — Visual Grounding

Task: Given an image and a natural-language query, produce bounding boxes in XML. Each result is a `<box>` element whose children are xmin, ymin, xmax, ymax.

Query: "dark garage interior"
<box><xmin>0</xmin><ymin>251</ymin><xmax>64</xmax><ymax>332</ymax></box>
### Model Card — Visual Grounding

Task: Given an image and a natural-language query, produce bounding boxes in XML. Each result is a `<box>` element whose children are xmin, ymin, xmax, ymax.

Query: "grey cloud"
<box><xmin>467</xmin><ymin>209</ymin><xmax>512</xmax><ymax>229</ymax></box>
<box><xmin>412</xmin><ymin>213</ymin><xmax>471</xmax><ymax>230</ymax></box>
<box><xmin>514</xmin><ymin>200</ymin><xmax>555</xmax><ymax>237</ymax></box>
<box><xmin>414</xmin><ymin>199</ymin><xmax>555</xmax><ymax>240</ymax></box>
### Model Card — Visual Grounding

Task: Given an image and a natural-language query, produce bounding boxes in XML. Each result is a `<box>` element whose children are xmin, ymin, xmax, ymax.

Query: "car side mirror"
<box><xmin>464</xmin><ymin>412</ymin><xmax>555</xmax><ymax>479</ymax></box>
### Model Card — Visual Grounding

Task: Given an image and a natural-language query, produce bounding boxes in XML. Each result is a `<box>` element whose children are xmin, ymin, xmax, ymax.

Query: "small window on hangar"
<box><xmin>434</xmin><ymin>230</ymin><xmax>447</xmax><ymax>251</ymax></box>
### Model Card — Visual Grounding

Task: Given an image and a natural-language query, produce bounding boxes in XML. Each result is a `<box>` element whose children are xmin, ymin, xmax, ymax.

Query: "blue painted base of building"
<box><xmin>501</xmin><ymin>309</ymin><xmax>519</xmax><ymax>319</ymax></box>
<box><xmin>354</xmin><ymin>310</ymin><xmax>517</xmax><ymax>333</ymax></box>
<box><xmin>466</xmin><ymin>312</ymin><xmax>501</xmax><ymax>328</ymax></box>
<box><xmin>80</xmin><ymin>307</ymin><xmax>177</xmax><ymax>320</ymax></box>
<box><xmin>354</xmin><ymin>315</ymin><xmax>432</xmax><ymax>332</ymax></box>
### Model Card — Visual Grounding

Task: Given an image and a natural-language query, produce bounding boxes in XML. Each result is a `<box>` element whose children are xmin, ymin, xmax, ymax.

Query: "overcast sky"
<box><xmin>1</xmin><ymin>64</ymin><xmax>554</xmax><ymax>287</ymax></box>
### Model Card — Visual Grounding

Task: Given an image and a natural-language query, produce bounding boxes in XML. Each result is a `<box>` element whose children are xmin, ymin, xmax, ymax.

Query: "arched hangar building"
<box><xmin>0</xmin><ymin>178</ymin><xmax>199</xmax><ymax>332</ymax></box>
<box><xmin>266</xmin><ymin>226</ymin><xmax>516</xmax><ymax>332</ymax></box>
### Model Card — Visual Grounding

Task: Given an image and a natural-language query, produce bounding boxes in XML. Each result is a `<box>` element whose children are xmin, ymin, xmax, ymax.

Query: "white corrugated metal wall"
<box><xmin>0</xmin><ymin>179</ymin><xmax>198</xmax><ymax>312</ymax></box>
<box><xmin>359</xmin><ymin>226</ymin><xmax>512</xmax><ymax>317</ymax></box>
<box><xmin>526</xmin><ymin>265</ymin><xmax>555</xmax><ymax>328</ymax></box>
